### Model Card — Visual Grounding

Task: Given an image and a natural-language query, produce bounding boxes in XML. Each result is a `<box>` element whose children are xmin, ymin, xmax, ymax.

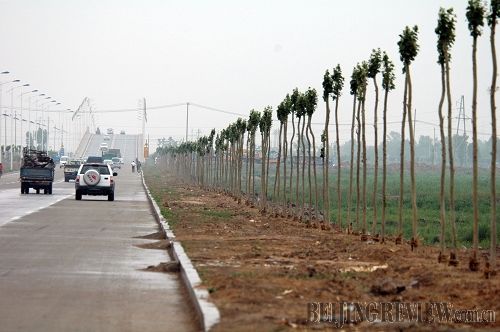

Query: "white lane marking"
<box><xmin>0</xmin><ymin>185</ymin><xmax>74</xmax><ymax>227</ymax></box>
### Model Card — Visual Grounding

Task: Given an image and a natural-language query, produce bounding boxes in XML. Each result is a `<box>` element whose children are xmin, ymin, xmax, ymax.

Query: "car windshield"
<box><xmin>81</xmin><ymin>165</ymin><xmax>110</xmax><ymax>175</ymax></box>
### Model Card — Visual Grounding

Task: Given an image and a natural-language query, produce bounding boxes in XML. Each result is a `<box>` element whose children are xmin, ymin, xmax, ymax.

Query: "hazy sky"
<box><xmin>0</xmin><ymin>0</ymin><xmax>498</xmax><ymax>150</ymax></box>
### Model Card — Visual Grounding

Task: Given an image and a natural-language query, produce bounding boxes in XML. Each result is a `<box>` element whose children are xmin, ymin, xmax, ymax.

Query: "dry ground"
<box><xmin>145</xmin><ymin>170</ymin><xmax>499</xmax><ymax>332</ymax></box>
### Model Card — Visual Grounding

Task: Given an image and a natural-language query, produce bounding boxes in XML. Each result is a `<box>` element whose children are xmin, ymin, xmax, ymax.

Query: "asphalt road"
<box><xmin>82</xmin><ymin>133</ymin><xmax>140</xmax><ymax>165</ymax></box>
<box><xmin>0</xmin><ymin>139</ymin><xmax>197</xmax><ymax>331</ymax></box>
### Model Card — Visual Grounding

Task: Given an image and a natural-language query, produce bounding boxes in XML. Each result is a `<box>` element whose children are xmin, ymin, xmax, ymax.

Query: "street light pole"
<box><xmin>19</xmin><ymin>89</ymin><xmax>38</xmax><ymax>150</ymax></box>
<box><xmin>8</xmin><ymin>83</ymin><xmax>29</xmax><ymax>170</ymax></box>
<box><xmin>26</xmin><ymin>91</ymin><xmax>39</xmax><ymax>150</ymax></box>
<box><xmin>41</xmin><ymin>97</ymin><xmax>51</xmax><ymax>151</ymax></box>
<box><xmin>0</xmin><ymin>72</ymin><xmax>13</xmax><ymax>163</ymax></box>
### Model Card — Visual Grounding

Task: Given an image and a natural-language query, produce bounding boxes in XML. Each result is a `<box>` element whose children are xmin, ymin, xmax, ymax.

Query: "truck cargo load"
<box><xmin>20</xmin><ymin>148</ymin><xmax>55</xmax><ymax>194</ymax></box>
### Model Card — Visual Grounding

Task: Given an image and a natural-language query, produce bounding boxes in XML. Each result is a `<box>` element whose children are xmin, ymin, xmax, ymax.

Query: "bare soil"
<box><xmin>145</xmin><ymin>171</ymin><xmax>499</xmax><ymax>331</ymax></box>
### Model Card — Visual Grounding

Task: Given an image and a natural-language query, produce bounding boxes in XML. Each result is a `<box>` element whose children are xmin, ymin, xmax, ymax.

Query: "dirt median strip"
<box><xmin>141</xmin><ymin>173</ymin><xmax>221</xmax><ymax>332</ymax></box>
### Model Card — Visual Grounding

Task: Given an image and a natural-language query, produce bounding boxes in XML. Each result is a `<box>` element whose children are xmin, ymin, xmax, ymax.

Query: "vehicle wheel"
<box><xmin>44</xmin><ymin>189</ymin><xmax>47</xmax><ymax>194</ymax></box>
<box><xmin>25</xmin><ymin>187</ymin><xmax>29</xmax><ymax>194</ymax></box>
<box><xmin>36</xmin><ymin>189</ymin><xmax>40</xmax><ymax>194</ymax></box>
<box><xmin>48</xmin><ymin>185</ymin><xmax>53</xmax><ymax>195</ymax></box>
<box><xmin>65</xmin><ymin>177</ymin><xmax>69</xmax><ymax>182</ymax></box>
<box><xmin>75</xmin><ymin>190</ymin><xmax>82</xmax><ymax>200</ymax></box>
<box><xmin>20</xmin><ymin>184</ymin><xmax>25</xmax><ymax>194</ymax></box>
<box><xmin>108</xmin><ymin>192</ymin><xmax>114</xmax><ymax>201</ymax></box>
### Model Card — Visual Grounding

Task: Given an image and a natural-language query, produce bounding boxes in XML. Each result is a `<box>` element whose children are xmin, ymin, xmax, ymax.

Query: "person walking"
<box><xmin>131</xmin><ymin>160</ymin><xmax>136</xmax><ymax>173</ymax></box>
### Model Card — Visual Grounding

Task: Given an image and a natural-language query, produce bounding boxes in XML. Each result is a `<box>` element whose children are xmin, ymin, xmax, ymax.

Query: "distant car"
<box><xmin>120</xmin><ymin>130</ymin><xmax>125</xmax><ymax>135</ymax></box>
<box><xmin>111</xmin><ymin>157</ymin><xmax>121</xmax><ymax>169</ymax></box>
<box><xmin>60</xmin><ymin>155</ymin><xmax>69</xmax><ymax>168</ymax></box>
<box><xmin>119</xmin><ymin>157</ymin><xmax>124</xmax><ymax>164</ymax></box>
<box><xmin>75</xmin><ymin>163</ymin><xmax>117</xmax><ymax>201</ymax></box>
<box><xmin>100</xmin><ymin>143</ymin><xmax>108</xmax><ymax>153</ymax></box>
<box><xmin>86</xmin><ymin>156</ymin><xmax>104</xmax><ymax>163</ymax></box>
<box><xmin>64</xmin><ymin>160</ymin><xmax>81</xmax><ymax>182</ymax></box>
<box><xmin>103</xmin><ymin>135</ymin><xmax>110</xmax><ymax>141</ymax></box>
<box><xmin>107</xmin><ymin>128</ymin><xmax>114</xmax><ymax>135</ymax></box>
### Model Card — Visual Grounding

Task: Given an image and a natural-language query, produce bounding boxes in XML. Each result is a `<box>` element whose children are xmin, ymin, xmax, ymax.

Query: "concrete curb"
<box><xmin>141</xmin><ymin>174</ymin><xmax>220</xmax><ymax>332</ymax></box>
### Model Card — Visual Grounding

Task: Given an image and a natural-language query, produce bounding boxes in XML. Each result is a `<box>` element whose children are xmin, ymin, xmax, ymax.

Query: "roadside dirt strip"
<box><xmin>142</xmin><ymin>175</ymin><xmax>221</xmax><ymax>331</ymax></box>
<box><xmin>144</xmin><ymin>168</ymin><xmax>499</xmax><ymax>331</ymax></box>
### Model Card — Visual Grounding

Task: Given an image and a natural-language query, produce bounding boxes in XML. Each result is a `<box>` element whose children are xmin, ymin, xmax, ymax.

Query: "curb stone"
<box><xmin>141</xmin><ymin>174</ymin><xmax>221</xmax><ymax>331</ymax></box>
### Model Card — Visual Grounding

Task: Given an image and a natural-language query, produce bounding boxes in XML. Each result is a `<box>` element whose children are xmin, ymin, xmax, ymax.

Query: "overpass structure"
<box><xmin>74</xmin><ymin>132</ymin><xmax>143</xmax><ymax>163</ymax></box>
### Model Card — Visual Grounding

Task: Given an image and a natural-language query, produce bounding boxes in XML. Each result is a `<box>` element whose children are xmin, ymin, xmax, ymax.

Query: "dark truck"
<box><xmin>20</xmin><ymin>148</ymin><xmax>55</xmax><ymax>194</ymax></box>
<box><xmin>64</xmin><ymin>160</ymin><xmax>81</xmax><ymax>182</ymax></box>
<box><xmin>102</xmin><ymin>148</ymin><xmax>121</xmax><ymax>161</ymax></box>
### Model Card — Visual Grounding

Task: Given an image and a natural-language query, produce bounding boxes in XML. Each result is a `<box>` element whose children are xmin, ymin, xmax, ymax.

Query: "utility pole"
<box><xmin>432</xmin><ymin>127</ymin><xmax>436</xmax><ymax>168</ymax></box>
<box><xmin>186</xmin><ymin>102</ymin><xmax>189</xmax><ymax>142</ymax></box>
<box><xmin>455</xmin><ymin>95</ymin><xmax>469</xmax><ymax>167</ymax></box>
<box><xmin>142</xmin><ymin>97</ymin><xmax>146</xmax><ymax>162</ymax></box>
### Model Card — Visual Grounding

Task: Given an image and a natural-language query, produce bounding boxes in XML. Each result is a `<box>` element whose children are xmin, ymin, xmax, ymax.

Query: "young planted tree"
<box><xmin>259</xmin><ymin>107</ymin><xmax>272</xmax><ymax>213</ymax></box>
<box><xmin>487</xmin><ymin>0</ymin><xmax>499</xmax><ymax>274</ymax></box>
<box><xmin>247</xmin><ymin>110</ymin><xmax>261</xmax><ymax>203</ymax></box>
<box><xmin>347</xmin><ymin>67</ymin><xmax>360</xmax><ymax>229</ymax></box>
<box><xmin>297</xmin><ymin>93</ymin><xmax>308</xmax><ymax>220</ymax></box>
<box><xmin>357</xmin><ymin>62</ymin><xmax>369</xmax><ymax>238</ymax></box>
<box><xmin>438</xmin><ymin>9</ymin><xmax>460</xmax><ymax>261</ymax></box>
<box><xmin>236</xmin><ymin>118</ymin><xmax>247</xmax><ymax>202</ymax></box>
<box><xmin>381</xmin><ymin>52</ymin><xmax>395</xmax><ymax>242</ymax></box>
<box><xmin>398</xmin><ymin>25</ymin><xmax>420</xmax><ymax>250</ymax></box>
<box><xmin>466</xmin><ymin>0</ymin><xmax>486</xmax><ymax>270</ymax></box>
<box><xmin>290</xmin><ymin>89</ymin><xmax>300</xmax><ymax>216</ymax></box>
<box><xmin>368</xmin><ymin>49</ymin><xmax>382</xmax><ymax>235</ymax></box>
<box><xmin>282</xmin><ymin>95</ymin><xmax>292</xmax><ymax>214</ymax></box>
<box><xmin>435</xmin><ymin>9</ymin><xmax>453</xmax><ymax>263</ymax></box>
<box><xmin>275</xmin><ymin>99</ymin><xmax>288</xmax><ymax>212</ymax></box>
<box><xmin>305</xmin><ymin>88</ymin><xmax>319</xmax><ymax>217</ymax></box>
<box><xmin>322</xmin><ymin>70</ymin><xmax>334</xmax><ymax>223</ymax></box>
<box><xmin>332</xmin><ymin>65</ymin><xmax>345</xmax><ymax>228</ymax></box>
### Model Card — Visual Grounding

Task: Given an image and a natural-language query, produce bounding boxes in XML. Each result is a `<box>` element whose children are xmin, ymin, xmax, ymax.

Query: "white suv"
<box><xmin>75</xmin><ymin>163</ymin><xmax>117</xmax><ymax>201</ymax></box>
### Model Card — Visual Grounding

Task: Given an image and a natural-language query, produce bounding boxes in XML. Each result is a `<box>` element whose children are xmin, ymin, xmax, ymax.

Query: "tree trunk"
<box><xmin>406</xmin><ymin>65</ymin><xmax>418</xmax><ymax>249</ymax></box>
<box><xmin>347</xmin><ymin>96</ymin><xmax>357</xmax><ymax>227</ymax></box>
<box><xmin>274</xmin><ymin>123</ymin><xmax>283</xmax><ymax>200</ymax></box>
<box><xmin>371</xmin><ymin>76</ymin><xmax>379</xmax><ymax>235</ymax></box>
<box><xmin>335</xmin><ymin>97</ymin><xmax>342</xmax><ymax>229</ymax></box>
<box><xmin>361</xmin><ymin>93</ymin><xmax>367</xmax><ymax>235</ymax></box>
<box><xmin>438</xmin><ymin>64</ymin><xmax>447</xmax><ymax>257</ymax></box>
<box><xmin>289</xmin><ymin>114</ymin><xmax>295</xmax><ymax>213</ymax></box>
<box><xmin>445</xmin><ymin>50</ymin><xmax>458</xmax><ymax>253</ymax></box>
<box><xmin>251</xmin><ymin>133</ymin><xmax>256</xmax><ymax>199</ymax></box>
<box><xmin>489</xmin><ymin>14</ymin><xmax>497</xmax><ymax>272</ymax></box>
<box><xmin>266</xmin><ymin>133</ymin><xmax>271</xmax><ymax>205</ymax></box>
<box><xmin>306</xmin><ymin>115</ymin><xmax>313</xmax><ymax>214</ymax></box>
<box><xmin>283</xmin><ymin>119</ymin><xmax>288</xmax><ymax>213</ymax></box>
<box><xmin>355</xmin><ymin>101</ymin><xmax>362</xmax><ymax>229</ymax></box>
<box><xmin>471</xmin><ymin>36</ymin><xmax>479</xmax><ymax>260</ymax></box>
<box><xmin>324</xmin><ymin>100</ymin><xmax>331</xmax><ymax>224</ymax></box>
<box><xmin>398</xmin><ymin>74</ymin><xmax>408</xmax><ymax>237</ymax></box>
<box><xmin>296</xmin><ymin>116</ymin><xmax>301</xmax><ymax>217</ymax></box>
<box><xmin>246</xmin><ymin>135</ymin><xmax>250</xmax><ymax>196</ymax></box>
<box><xmin>261</xmin><ymin>132</ymin><xmax>267</xmax><ymax>212</ymax></box>
<box><xmin>301</xmin><ymin>118</ymin><xmax>307</xmax><ymax>220</ymax></box>
<box><xmin>382</xmin><ymin>87</ymin><xmax>389</xmax><ymax>241</ymax></box>
<box><xmin>309</xmin><ymin>116</ymin><xmax>319</xmax><ymax>216</ymax></box>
